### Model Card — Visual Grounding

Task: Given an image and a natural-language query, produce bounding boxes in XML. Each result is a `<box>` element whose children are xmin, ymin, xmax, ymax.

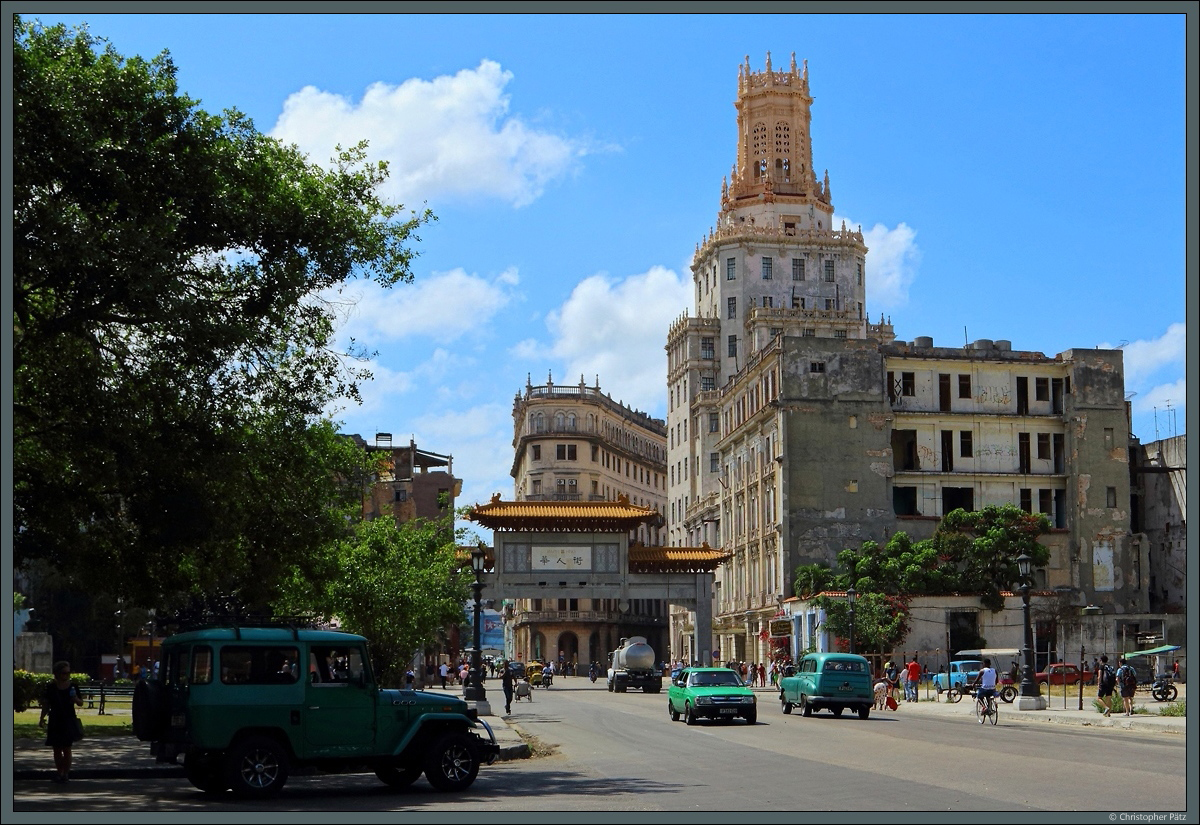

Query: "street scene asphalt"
<box><xmin>11</xmin><ymin>680</ymin><xmax>1185</xmax><ymax>783</ymax></box>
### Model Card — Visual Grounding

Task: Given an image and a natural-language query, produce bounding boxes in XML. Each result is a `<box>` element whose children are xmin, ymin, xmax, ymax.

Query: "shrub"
<box><xmin>1092</xmin><ymin>694</ymin><xmax>1148</xmax><ymax>715</ymax></box>
<box><xmin>1158</xmin><ymin>699</ymin><xmax>1186</xmax><ymax>717</ymax></box>
<box><xmin>12</xmin><ymin>670</ymin><xmax>86</xmax><ymax>711</ymax></box>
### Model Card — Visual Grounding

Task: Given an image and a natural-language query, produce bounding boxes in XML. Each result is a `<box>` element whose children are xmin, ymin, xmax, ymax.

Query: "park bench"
<box><xmin>81</xmin><ymin>681</ymin><xmax>137</xmax><ymax>714</ymax></box>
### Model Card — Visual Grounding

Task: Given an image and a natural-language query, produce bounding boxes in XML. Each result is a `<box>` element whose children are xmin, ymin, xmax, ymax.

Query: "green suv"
<box><xmin>132</xmin><ymin>625</ymin><xmax>498</xmax><ymax>797</ymax></box>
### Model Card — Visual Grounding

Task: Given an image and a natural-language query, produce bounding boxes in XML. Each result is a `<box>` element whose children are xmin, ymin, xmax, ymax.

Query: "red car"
<box><xmin>1035</xmin><ymin>662</ymin><xmax>1093</xmax><ymax>686</ymax></box>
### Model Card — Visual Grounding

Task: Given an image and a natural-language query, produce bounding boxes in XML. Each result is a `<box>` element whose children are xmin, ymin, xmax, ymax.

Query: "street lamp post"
<box><xmin>846</xmin><ymin>587</ymin><xmax>857</xmax><ymax>655</ymax></box>
<box><xmin>1016</xmin><ymin>553</ymin><xmax>1046</xmax><ymax>710</ymax></box>
<box><xmin>464</xmin><ymin>546</ymin><xmax>490</xmax><ymax>713</ymax></box>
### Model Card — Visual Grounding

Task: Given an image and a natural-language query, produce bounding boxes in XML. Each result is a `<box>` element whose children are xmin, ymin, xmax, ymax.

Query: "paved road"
<box><xmin>9</xmin><ymin>680</ymin><xmax>1188</xmax><ymax>814</ymax></box>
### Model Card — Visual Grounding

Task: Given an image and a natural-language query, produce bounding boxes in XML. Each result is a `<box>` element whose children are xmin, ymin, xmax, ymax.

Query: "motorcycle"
<box><xmin>1150</xmin><ymin>674</ymin><xmax>1179</xmax><ymax>702</ymax></box>
<box><xmin>589</xmin><ymin>667</ymin><xmax>597</xmax><ymax>684</ymax></box>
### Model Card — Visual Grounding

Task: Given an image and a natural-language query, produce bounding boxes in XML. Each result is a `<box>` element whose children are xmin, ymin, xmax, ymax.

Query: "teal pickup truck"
<box><xmin>932</xmin><ymin>648</ymin><xmax>1019</xmax><ymax>703</ymax></box>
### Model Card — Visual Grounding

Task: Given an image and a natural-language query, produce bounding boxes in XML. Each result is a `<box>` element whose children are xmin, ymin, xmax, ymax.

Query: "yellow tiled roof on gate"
<box><xmin>467</xmin><ymin>493</ymin><xmax>663</xmax><ymax>531</ymax></box>
<box><xmin>628</xmin><ymin>542</ymin><xmax>730</xmax><ymax>573</ymax></box>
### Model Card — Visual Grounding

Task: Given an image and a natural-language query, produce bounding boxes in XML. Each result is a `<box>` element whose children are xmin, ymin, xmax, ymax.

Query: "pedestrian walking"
<box><xmin>39</xmin><ymin>661</ymin><xmax>84</xmax><ymax>783</ymax></box>
<box><xmin>1115</xmin><ymin>658</ymin><xmax>1137</xmax><ymax>716</ymax></box>
<box><xmin>439</xmin><ymin>661</ymin><xmax>449</xmax><ymax>689</ymax></box>
<box><xmin>501</xmin><ymin>660</ymin><xmax>515</xmax><ymax>715</ymax></box>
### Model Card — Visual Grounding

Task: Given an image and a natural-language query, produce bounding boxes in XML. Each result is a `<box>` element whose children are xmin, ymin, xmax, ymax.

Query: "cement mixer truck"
<box><xmin>607</xmin><ymin>636</ymin><xmax>663</xmax><ymax>694</ymax></box>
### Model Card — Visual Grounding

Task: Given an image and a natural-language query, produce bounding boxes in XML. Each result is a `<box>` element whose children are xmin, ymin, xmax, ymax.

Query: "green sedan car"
<box><xmin>667</xmin><ymin>667</ymin><xmax>757</xmax><ymax>725</ymax></box>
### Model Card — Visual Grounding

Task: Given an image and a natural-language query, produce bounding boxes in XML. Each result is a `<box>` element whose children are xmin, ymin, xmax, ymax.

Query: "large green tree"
<box><xmin>275</xmin><ymin>517</ymin><xmax>471</xmax><ymax>687</ymax></box>
<box><xmin>13</xmin><ymin>18</ymin><xmax>432</xmax><ymax>616</ymax></box>
<box><xmin>796</xmin><ymin>505</ymin><xmax>1051</xmax><ymax>651</ymax></box>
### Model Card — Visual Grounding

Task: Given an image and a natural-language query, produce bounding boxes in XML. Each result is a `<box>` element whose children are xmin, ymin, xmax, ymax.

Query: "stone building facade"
<box><xmin>1131</xmin><ymin>435</ymin><xmax>1186</xmax><ymax>613</ymax></box>
<box><xmin>506</xmin><ymin>376</ymin><xmax>671</xmax><ymax>667</ymax></box>
<box><xmin>665</xmin><ymin>53</ymin><xmax>1143</xmax><ymax>667</ymax></box>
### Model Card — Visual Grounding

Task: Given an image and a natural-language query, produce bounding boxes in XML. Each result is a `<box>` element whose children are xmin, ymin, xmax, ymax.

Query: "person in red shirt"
<box><xmin>905</xmin><ymin>656</ymin><xmax>922</xmax><ymax>702</ymax></box>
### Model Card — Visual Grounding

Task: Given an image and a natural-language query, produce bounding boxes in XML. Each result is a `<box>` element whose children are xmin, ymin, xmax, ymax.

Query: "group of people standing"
<box><xmin>727</xmin><ymin>661</ymin><xmax>774</xmax><ymax>687</ymax></box>
<box><xmin>873</xmin><ymin>657</ymin><xmax>925</xmax><ymax>709</ymax></box>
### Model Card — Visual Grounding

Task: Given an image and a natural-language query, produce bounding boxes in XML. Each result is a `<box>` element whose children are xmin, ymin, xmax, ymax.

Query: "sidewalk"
<box><xmin>750</xmin><ymin>682</ymin><xmax>1188</xmax><ymax>733</ymax></box>
<box><xmin>11</xmin><ymin>691</ymin><xmax>530</xmax><ymax>782</ymax></box>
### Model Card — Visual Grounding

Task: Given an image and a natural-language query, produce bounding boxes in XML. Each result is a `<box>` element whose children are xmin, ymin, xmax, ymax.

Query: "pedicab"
<box><xmin>526</xmin><ymin>661</ymin><xmax>545</xmax><ymax>687</ymax></box>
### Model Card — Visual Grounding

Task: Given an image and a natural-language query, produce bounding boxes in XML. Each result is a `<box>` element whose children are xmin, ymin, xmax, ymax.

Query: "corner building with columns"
<box><xmin>665</xmin><ymin>54</ymin><xmax>1142</xmax><ymax>667</ymax></box>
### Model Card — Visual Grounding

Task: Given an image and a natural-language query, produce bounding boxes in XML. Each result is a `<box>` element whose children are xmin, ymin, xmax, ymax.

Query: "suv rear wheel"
<box><xmin>226</xmin><ymin>735</ymin><xmax>290</xmax><ymax>798</ymax></box>
<box><xmin>375</xmin><ymin>762</ymin><xmax>423</xmax><ymax>789</ymax></box>
<box><xmin>184</xmin><ymin>751</ymin><xmax>228</xmax><ymax>794</ymax></box>
<box><xmin>423</xmin><ymin>732</ymin><xmax>480</xmax><ymax>792</ymax></box>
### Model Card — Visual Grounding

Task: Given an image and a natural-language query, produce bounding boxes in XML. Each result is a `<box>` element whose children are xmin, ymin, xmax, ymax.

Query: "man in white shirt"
<box><xmin>439</xmin><ymin>661</ymin><xmax>449</xmax><ymax>689</ymax></box>
<box><xmin>970</xmin><ymin>657</ymin><xmax>998</xmax><ymax>714</ymax></box>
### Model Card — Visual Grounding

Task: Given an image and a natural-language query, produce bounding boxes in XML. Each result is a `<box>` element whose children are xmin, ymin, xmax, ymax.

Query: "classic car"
<box><xmin>779</xmin><ymin>651</ymin><xmax>873</xmax><ymax>719</ymax></box>
<box><xmin>1035</xmin><ymin>662</ymin><xmax>1093</xmax><ymax>686</ymax></box>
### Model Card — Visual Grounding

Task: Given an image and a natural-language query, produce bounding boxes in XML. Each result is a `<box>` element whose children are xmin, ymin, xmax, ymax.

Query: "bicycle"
<box><xmin>974</xmin><ymin>690</ymin><xmax>998</xmax><ymax>725</ymax></box>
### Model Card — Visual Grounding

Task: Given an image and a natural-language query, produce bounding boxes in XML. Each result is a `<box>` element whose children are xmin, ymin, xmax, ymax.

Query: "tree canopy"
<box><xmin>796</xmin><ymin>505</ymin><xmax>1052</xmax><ymax>652</ymax></box>
<box><xmin>274</xmin><ymin>516</ymin><xmax>472</xmax><ymax>687</ymax></box>
<box><xmin>13</xmin><ymin>18</ymin><xmax>433</xmax><ymax>618</ymax></box>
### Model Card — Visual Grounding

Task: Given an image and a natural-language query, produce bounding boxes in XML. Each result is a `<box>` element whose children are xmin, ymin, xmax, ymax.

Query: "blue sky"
<box><xmin>19</xmin><ymin>12</ymin><xmax>1190</xmax><ymax>537</ymax></box>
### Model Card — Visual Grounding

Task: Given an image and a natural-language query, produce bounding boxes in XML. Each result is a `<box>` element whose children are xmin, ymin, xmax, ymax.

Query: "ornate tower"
<box><xmin>726</xmin><ymin>52</ymin><xmax>832</xmax><ymax>230</ymax></box>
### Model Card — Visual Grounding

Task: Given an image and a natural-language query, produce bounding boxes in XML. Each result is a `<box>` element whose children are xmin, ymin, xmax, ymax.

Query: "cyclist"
<box><xmin>969</xmin><ymin>657</ymin><xmax>998</xmax><ymax>722</ymax></box>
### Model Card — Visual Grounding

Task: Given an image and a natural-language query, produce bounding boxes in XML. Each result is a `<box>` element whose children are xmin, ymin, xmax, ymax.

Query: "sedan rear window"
<box><xmin>823</xmin><ymin>660</ymin><xmax>865</xmax><ymax>672</ymax></box>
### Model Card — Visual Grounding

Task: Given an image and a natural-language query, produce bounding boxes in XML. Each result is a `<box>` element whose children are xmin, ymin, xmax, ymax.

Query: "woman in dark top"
<box><xmin>39</xmin><ymin>660</ymin><xmax>84</xmax><ymax>783</ymax></box>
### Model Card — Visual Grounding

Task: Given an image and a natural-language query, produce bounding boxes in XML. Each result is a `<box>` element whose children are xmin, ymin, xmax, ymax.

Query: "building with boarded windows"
<box><xmin>347</xmin><ymin>433</ymin><xmax>461</xmax><ymax>523</ymax></box>
<box><xmin>665</xmin><ymin>53</ymin><xmax>1143</xmax><ymax>668</ymax></box>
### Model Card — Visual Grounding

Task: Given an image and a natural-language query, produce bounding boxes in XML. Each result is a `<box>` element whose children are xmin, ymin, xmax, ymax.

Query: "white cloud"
<box><xmin>836</xmin><ymin>215</ymin><xmax>921</xmax><ymax>312</ymax></box>
<box><xmin>331</xmin><ymin>267</ymin><xmax>520</xmax><ymax>346</ymax></box>
<box><xmin>1103</xmin><ymin>323</ymin><xmax>1187</xmax><ymax>388</ymax></box>
<box><xmin>409</xmin><ymin>402</ymin><xmax>518</xmax><ymax>533</ymax></box>
<box><xmin>541</xmin><ymin>266</ymin><xmax>690</xmax><ymax>415</ymax></box>
<box><xmin>1131</xmin><ymin>378</ymin><xmax>1186</xmax><ymax>420</ymax></box>
<box><xmin>509</xmin><ymin>338</ymin><xmax>545</xmax><ymax>360</ymax></box>
<box><xmin>326</xmin><ymin>348</ymin><xmax>473</xmax><ymax>429</ymax></box>
<box><xmin>270</xmin><ymin>61</ymin><xmax>583</xmax><ymax>208</ymax></box>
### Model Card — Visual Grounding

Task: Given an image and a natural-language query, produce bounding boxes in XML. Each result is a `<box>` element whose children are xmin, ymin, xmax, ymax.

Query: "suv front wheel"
<box><xmin>226</xmin><ymin>735</ymin><xmax>290</xmax><ymax>798</ymax></box>
<box><xmin>423</xmin><ymin>732</ymin><xmax>480</xmax><ymax>792</ymax></box>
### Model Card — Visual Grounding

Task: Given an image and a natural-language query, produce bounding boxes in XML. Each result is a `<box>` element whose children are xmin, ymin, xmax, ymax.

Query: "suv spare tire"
<box><xmin>131</xmin><ymin>680</ymin><xmax>166</xmax><ymax>741</ymax></box>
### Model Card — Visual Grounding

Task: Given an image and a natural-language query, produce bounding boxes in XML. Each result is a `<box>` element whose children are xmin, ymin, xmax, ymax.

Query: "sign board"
<box><xmin>770</xmin><ymin>619</ymin><xmax>792</xmax><ymax>637</ymax></box>
<box><xmin>532</xmin><ymin>546</ymin><xmax>592</xmax><ymax>571</ymax></box>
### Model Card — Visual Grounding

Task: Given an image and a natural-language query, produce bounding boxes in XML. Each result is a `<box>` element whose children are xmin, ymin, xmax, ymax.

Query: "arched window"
<box><xmin>555</xmin><ymin>412</ymin><xmax>565</xmax><ymax>431</ymax></box>
<box><xmin>534</xmin><ymin>413</ymin><xmax>545</xmax><ymax>433</ymax></box>
<box><xmin>567</xmin><ymin>413</ymin><xmax>576</xmax><ymax>431</ymax></box>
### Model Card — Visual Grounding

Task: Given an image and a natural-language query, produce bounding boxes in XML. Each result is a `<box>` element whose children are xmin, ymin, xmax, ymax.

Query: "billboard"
<box><xmin>463</xmin><ymin>607</ymin><xmax>505</xmax><ymax>651</ymax></box>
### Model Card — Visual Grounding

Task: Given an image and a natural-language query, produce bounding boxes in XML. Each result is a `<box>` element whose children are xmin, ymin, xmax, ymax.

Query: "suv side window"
<box><xmin>192</xmin><ymin>646</ymin><xmax>213</xmax><ymax>685</ymax></box>
<box><xmin>164</xmin><ymin>646</ymin><xmax>189</xmax><ymax>688</ymax></box>
<box><xmin>308</xmin><ymin>645</ymin><xmax>369</xmax><ymax>686</ymax></box>
<box><xmin>219</xmin><ymin>646</ymin><xmax>300</xmax><ymax>685</ymax></box>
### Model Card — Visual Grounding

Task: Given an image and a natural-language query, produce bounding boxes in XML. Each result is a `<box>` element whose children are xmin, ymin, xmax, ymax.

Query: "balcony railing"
<box><xmin>513</xmin><ymin>609</ymin><xmax>666</xmax><ymax>626</ymax></box>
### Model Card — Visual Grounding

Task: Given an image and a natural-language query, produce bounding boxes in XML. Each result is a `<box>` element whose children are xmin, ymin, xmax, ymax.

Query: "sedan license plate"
<box><xmin>838</xmin><ymin>685</ymin><xmax>854</xmax><ymax>692</ymax></box>
<box><xmin>719</xmin><ymin>708</ymin><xmax>738</xmax><ymax>714</ymax></box>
